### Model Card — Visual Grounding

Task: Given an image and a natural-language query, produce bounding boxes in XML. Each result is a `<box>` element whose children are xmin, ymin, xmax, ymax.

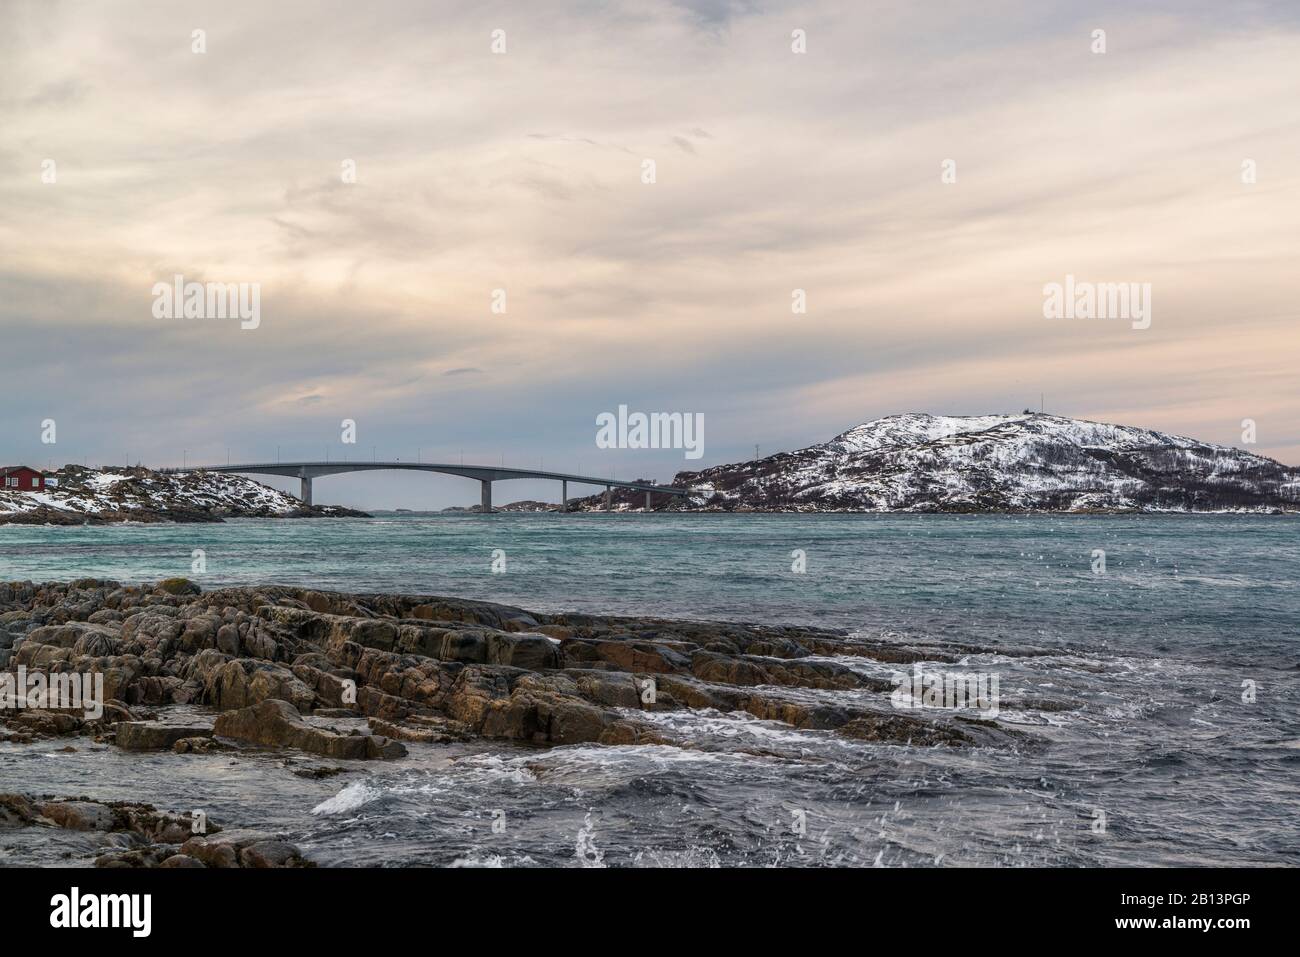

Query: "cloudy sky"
<box><xmin>2</xmin><ymin>0</ymin><xmax>1297</xmax><ymax>509</ymax></box>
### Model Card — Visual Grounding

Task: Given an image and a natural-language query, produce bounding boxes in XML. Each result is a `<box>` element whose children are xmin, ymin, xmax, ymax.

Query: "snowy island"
<box><xmin>0</xmin><ymin>465</ymin><xmax>365</xmax><ymax>525</ymax></box>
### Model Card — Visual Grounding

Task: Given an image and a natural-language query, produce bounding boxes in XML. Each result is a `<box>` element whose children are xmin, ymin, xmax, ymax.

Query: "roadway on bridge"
<box><xmin>165</xmin><ymin>460</ymin><xmax>694</xmax><ymax>512</ymax></box>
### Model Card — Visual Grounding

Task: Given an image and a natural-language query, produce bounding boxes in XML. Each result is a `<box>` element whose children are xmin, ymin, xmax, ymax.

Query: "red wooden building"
<box><xmin>0</xmin><ymin>466</ymin><xmax>45</xmax><ymax>491</ymax></box>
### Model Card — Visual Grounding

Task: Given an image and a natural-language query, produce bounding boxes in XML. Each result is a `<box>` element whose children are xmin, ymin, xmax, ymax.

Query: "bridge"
<box><xmin>160</xmin><ymin>461</ymin><xmax>694</xmax><ymax>513</ymax></box>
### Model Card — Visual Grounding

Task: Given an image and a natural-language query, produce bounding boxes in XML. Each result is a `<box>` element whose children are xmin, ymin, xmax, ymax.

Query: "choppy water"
<box><xmin>2</xmin><ymin>513</ymin><xmax>1297</xmax><ymax>866</ymax></box>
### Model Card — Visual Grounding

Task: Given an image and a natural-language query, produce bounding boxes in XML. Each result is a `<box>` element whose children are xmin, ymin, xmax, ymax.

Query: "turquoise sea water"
<box><xmin>2</xmin><ymin>513</ymin><xmax>1297</xmax><ymax>866</ymax></box>
<box><xmin>2</xmin><ymin>512</ymin><xmax>1297</xmax><ymax>659</ymax></box>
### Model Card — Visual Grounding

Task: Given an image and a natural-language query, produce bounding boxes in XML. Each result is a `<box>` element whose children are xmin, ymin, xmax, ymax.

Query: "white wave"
<box><xmin>311</xmin><ymin>780</ymin><xmax>382</xmax><ymax>816</ymax></box>
<box><xmin>631</xmin><ymin>846</ymin><xmax>722</xmax><ymax>868</ymax></box>
<box><xmin>575</xmin><ymin>810</ymin><xmax>605</xmax><ymax>867</ymax></box>
<box><xmin>448</xmin><ymin>754</ymin><xmax>539</xmax><ymax>785</ymax></box>
<box><xmin>449</xmin><ymin>853</ymin><xmax>538</xmax><ymax>868</ymax></box>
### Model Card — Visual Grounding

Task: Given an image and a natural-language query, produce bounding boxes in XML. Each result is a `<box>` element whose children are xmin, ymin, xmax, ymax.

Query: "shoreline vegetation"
<box><xmin>0</xmin><ymin>577</ymin><xmax>1061</xmax><ymax>867</ymax></box>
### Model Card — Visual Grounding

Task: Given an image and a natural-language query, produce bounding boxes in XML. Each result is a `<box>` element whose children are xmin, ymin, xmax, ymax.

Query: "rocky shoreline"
<box><xmin>0</xmin><ymin>466</ymin><xmax>368</xmax><ymax>525</ymax></box>
<box><xmin>0</xmin><ymin>504</ymin><xmax>368</xmax><ymax>526</ymax></box>
<box><xmin>1</xmin><ymin>578</ymin><xmax>1063</xmax><ymax>867</ymax></box>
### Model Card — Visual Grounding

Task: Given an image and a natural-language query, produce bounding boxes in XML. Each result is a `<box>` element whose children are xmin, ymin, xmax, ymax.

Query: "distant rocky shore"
<box><xmin>0</xmin><ymin>465</ymin><xmax>367</xmax><ymax>525</ymax></box>
<box><xmin>596</xmin><ymin>413</ymin><xmax>1300</xmax><ymax>513</ymax></box>
<box><xmin>0</xmin><ymin>577</ymin><xmax>1064</xmax><ymax>867</ymax></box>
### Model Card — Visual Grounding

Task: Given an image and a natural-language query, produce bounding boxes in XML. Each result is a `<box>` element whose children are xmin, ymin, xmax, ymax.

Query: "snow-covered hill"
<box><xmin>0</xmin><ymin>465</ymin><xmax>365</xmax><ymax>524</ymax></box>
<box><xmin>674</xmin><ymin>413</ymin><xmax>1300</xmax><ymax>513</ymax></box>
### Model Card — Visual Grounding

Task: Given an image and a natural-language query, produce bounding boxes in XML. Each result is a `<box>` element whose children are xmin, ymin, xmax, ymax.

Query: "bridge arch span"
<box><xmin>161</xmin><ymin>461</ymin><xmax>691</xmax><ymax>512</ymax></box>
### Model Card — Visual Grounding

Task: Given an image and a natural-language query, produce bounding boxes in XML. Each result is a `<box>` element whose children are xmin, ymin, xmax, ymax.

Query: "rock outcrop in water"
<box><xmin>0</xmin><ymin>792</ymin><xmax>313</xmax><ymax>867</ymax></box>
<box><xmin>0</xmin><ymin>577</ymin><xmax>1056</xmax><ymax>865</ymax></box>
<box><xmin>0</xmin><ymin>578</ymin><xmax>1043</xmax><ymax>749</ymax></box>
<box><xmin>572</xmin><ymin>413</ymin><xmax>1300</xmax><ymax>513</ymax></box>
<box><xmin>0</xmin><ymin>465</ymin><xmax>367</xmax><ymax>525</ymax></box>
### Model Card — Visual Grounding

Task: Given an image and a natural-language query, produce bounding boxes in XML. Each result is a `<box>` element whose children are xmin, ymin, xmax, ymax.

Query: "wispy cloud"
<box><xmin>1</xmin><ymin>0</ymin><xmax>1297</xmax><ymax>508</ymax></box>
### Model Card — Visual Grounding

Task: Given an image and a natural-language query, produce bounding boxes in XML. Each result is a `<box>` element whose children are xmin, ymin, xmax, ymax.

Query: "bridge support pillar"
<box><xmin>645</xmin><ymin>491</ymin><xmax>651</xmax><ymax>512</ymax></box>
<box><xmin>299</xmin><ymin>474</ymin><xmax>312</xmax><ymax>507</ymax></box>
<box><xmin>604</xmin><ymin>486</ymin><xmax>612</xmax><ymax>511</ymax></box>
<box><xmin>480</xmin><ymin>480</ymin><xmax>493</xmax><ymax>514</ymax></box>
<box><xmin>560</xmin><ymin>480</ymin><xmax>567</xmax><ymax>512</ymax></box>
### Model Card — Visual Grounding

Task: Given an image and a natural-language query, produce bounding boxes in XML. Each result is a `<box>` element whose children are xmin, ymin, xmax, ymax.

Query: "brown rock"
<box><xmin>179</xmin><ymin>837</ymin><xmax>239</xmax><ymax>868</ymax></box>
<box><xmin>239</xmin><ymin>840</ymin><xmax>307</xmax><ymax>868</ymax></box>
<box><xmin>115</xmin><ymin>721</ymin><xmax>213</xmax><ymax>751</ymax></box>
<box><xmin>172</xmin><ymin>736</ymin><xmax>231</xmax><ymax>753</ymax></box>
<box><xmin>0</xmin><ymin>793</ymin><xmax>38</xmax><ymax>827</ymax></box>
<box><xmin>38</xmin><ymin>800</ymin><xmax>116</xmax><ymax>831</ymax></box>
<box><xmin>486</xmin><ymin>633</ymin><xmax>561</xmax><ymax>670</ymax></box>
<box><xmin>157</xmin><ymin>578</ymin><xmax>201</xmax><ymax>596</ymax></box>
<box><xmin>213</xmin><ymin>698</ymin><xmax>407</xmax><ymax>760</ymax></box>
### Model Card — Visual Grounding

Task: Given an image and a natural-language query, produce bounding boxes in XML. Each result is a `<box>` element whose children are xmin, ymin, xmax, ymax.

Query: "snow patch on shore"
<box><xmin>0</xmin><ymin>466</ymin><xmax>309</xmax><ymax>519</ymax></box>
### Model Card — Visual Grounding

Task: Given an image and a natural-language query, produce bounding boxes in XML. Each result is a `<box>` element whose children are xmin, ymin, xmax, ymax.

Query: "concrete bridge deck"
<box><xmin>160</xmin><ymin>461</ymin><xmax>693</xmax><ymax>512</ymax></box>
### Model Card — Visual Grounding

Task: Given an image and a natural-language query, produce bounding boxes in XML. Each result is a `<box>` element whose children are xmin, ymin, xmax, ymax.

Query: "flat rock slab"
<box><xmin>38</xmin><ymin>800</ymin><xmax>117</xmax><ymax>831</ymax></box>
<box><xmin>213</xmin><ymin>698</ymin><xmax>407</xmax><ymax>760</ymax></box>
<box><xmin>116</xmin><ymin>721</ymin><xmax>214</xmax><ymax>751</ymax></box>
